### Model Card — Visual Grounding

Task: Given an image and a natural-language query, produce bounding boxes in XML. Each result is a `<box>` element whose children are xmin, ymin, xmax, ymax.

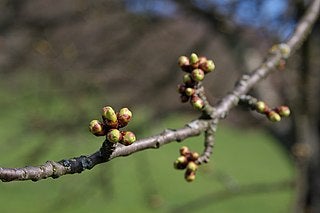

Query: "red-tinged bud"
<box><xmin>186</xmin><ymin>161</ymin><xmax>198</xmax><ymax>172</ymax></box>
<box><xmin>107</xmin><ymin>129</ymin><xmax>122</xmax><ymax>143</ymax></box>
<box><xmin>255</xmin><ymin>101</ymin><xmax>267</xmax><ymax>113</ymax></box>
<box><xmin>174</xmin><ymin>156</ymin><xmax>188</xmax><ymax>170</ymax></box>
<box><xmin>185</xmin><ymin>88</ymin><xmax>195</xmax><ymax>96</ymax></box>
<box><xmin>191</xmin><ymin>96</ymin><xmax>204</xmax><ymax>110</ymax></box>
<box><xmin>267</xmin><ymin>111</ymin><xmax>281</xmax><ymax>122</ymax></box>
<box><xmin>180</xmin><ymin>94</ymin><xmax>190</xmax><ymax>103</ymax></box>
<box><xmin>178</xmin><ymin>56</ymin><xmax>190</xmax><ymax>67</ymax></box>
<box><xmin>118</xmin><ymin>107</ymin><xmax>132</xmax><ymax>128</ymax></box>
<box><xmin>198</xmin><ymin>56</ymin><xmax>207</xmax><ymax>65</ymax></box>
<box><xmin>120</xmin><ymin>131</ymin><xmax>136</xmax><ymax>146</ymax></box>
<box><xmin>179</xmin><ymin>146</ymin><xmax>190</xmax><ymax>156</ymax></box>
<box><xmin>200</xmin><ymin>60</ymin><xmax>215</xmax><ymax>73</ymax></box>
<box><xmin>102</xmin><ymin>106</ymin><xmax>117</xmax><ymax>122</ymax></box>
<box><xmin>89</xmin><ymin>120</ymin><xmax>106</xmax><ymax>136</ymax></box>
<box><xmin>177</xmin><ymin>84</ymin><xmax>186</xmax><ymax>94</ymax></box>
<box><xmin>191</xmin><ymin>69</ymin><xmax>205</xmax><ymax>82</ymax></box>
<box><xmin>277</xmin><ymin>59</ymin><xmax>286</xmax><ymax>71</ymax></box>
<box><xmin>276</xmin><ymin>106</ymin><xmax>291</xmax><ymax>117</ymax></box>
<box><xmin>184</xmin><ymin>171</ymin><xmax>196</xmax><ymax>182</ymax></box>
<box><xmin>190</xmin><ymin>53</ymin><xmax>199</xmax><ymax>65</ymax></box>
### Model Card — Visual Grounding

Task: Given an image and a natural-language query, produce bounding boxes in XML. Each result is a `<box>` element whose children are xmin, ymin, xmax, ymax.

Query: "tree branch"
<box><xmin>0</xmin><ymin>0</ymin><xmax>319</xmax><ymax>182</ymax></box>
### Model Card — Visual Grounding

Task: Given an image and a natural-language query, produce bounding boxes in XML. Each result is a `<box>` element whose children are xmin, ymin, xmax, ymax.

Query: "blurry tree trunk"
<box><xmin>292</xmin><ymin>2</ymin><xmax>320</xmax><ymax>212</ymax></box>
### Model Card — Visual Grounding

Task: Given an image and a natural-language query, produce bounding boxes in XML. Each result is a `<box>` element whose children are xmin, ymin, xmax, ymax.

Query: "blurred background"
<box><xmin>0</xmin><ymin>0</ymin><xmax>319</xmax><ymax>212</ymax></box>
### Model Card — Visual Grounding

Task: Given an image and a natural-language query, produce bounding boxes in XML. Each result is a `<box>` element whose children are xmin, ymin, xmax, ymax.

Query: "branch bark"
<box><xmin>0</xmin><ymin>0</ymin><xmax>319</xmax><ymax>182</ymax></box>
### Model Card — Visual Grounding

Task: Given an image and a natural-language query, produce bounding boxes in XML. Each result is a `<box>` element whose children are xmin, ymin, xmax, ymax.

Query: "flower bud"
<box><xmin>190</xmin><ymin>152</ymin><xmax>200</xmax><ymax>161</ymax></box>
<box><xmin>183</xmin><ymin>74</ymin><xmax>193</xmax><ymax>85</ymax></box>
<box><xmin>267</xmin><ymin>111</ymin><xmax>281</xmax><ymax>122</ymax></box>
<box><xmin>173</xmin><ymin>156</ymin><xmax>188</xmax><ymax>170</ymax></box>
<box><xmin>186</xmin><ymin>161</ymin><xmax>198</xmax><ymax>172</ymax></box>
<box><xmin>276</xmin><ymin>106</ymin><xmax>291</xmax><ymax>117</ymax></box>
<box><xmin>198</xmin><ymin>56</ymin><xmax>207</xmax><ymax>65</ymax></box>
<box><xmin>178</xmin><ymin>56</ymin><xmax>190</xmax><ymax>67</ymax></box>
<box><xmin>185</xmin><ymin>88</ymin><xmax>195</xmax><ymax>97</ymax></box>
<box><xmin>184</xmin><ymin>171</ymin><xmax>196</xmax><ymax>182</ymax></box>
<box><xmin>200</xmin><ymin>60</ymin><xmax>215</xmax><ymax>73</ymax></box>
<box><xmin>89</xmin><ymin>120</ymin><xmax>105</xmax><ymax>136</ymax></box>
<box><xmin>255</xmin><ymin>101</ymin><xmax>267</xmax><ymax>113</ymax></box>
<box><xmin>121</xmin><ymin>131</ymin><xmax>136</xmax><ymax>146</ymax></box>
<box><xmin>107</xmin><ymin>129</ymin><xmax>122</xmax><ymax>143</ymax></box>
<box><xmin>191</xmin><ymin>96</ymin><xmax>204</xmax><ymax>110</ymax></box>
<box><xmin>179</xmin><ymin>146</ymin><xmax>190</xmax><ymax>156</ymax></box>
<box><xmin>118</xmin><ymin>107</ymin><xmax>132</xmax><ymax>128</ymax></box>
<box><xmin>102</xmin><ymin>106</ymin><xmax>117</xmax><ymax>122</ymax></box>
<box><xmin>191</xmin><ymin>69</ymin><xmax>205</xmax><ymax>82</ymax></box>
<box><xmin>189</xmin><ymin>53</ymin><xmax>199</xmax><ymax>65</ymax></box>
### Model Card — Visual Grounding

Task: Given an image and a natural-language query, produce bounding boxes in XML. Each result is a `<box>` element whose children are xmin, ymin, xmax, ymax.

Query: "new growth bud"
<box><xmin>102</xmin><ymin>106</ymin><xmax>118</xmax><ymax>128</ymax></box>
<box><xmin>185</xmin><ymin>88</ymin><xmax>195</xmax><ymax>97</ymax></box>
<box><xmin>184</xmin><ymin>171</ymin><xmax>196</xmax><ymax>182</ymax></box>
<box><xmin>174</xmin><ymin>156</ymin><xmax>188</xmax><ymax>170</ymax></box>
<box><xmin>178</xmin><ymin>56</ymin><xmax>190</xmax><ymax>67</ymax></box>
<box><xmin>191</xmin><ymin>69</ymin><xmax>205</xmax><ymax>82</ymax></box>
<box><xmin>276</xmin><ymin>106</ymin><xmax>291</xmax><ymax>117</ymax></box>
<box><xmin>189</xmin><ymin>53</ymin><xmax>199</xmax><ymax>65</ymax></box>
<box><xmin>191</xmin><ymin>96</ymin><xmax>204</xmax><ymax>110</ymax></box>
<box><xmin>89</xmin><ymin>120</ymin><xmax>105</xmax><ymax>136</ymax></box>
<box><xmin>255</xmin><ymin>101</ymin><xmax>267</xmax><ymax>113</ymax></box>
<box><xmin>118</xmin><ymin>107</ymin><xmax>132</xmax><ymax>127</ymax></box>
<box><xmin>107</xmin><ymin>129</ymin><xmax>122</xmax><ymax>143</ymax></box>
<box><xmin>186</xmin><ymin>161</ymin><xmax>198</xmax><ymax>172</ymax></box>
<box><xmin>179</xmin><ymin>146</ymin><xmax>190</xmax><ymax>156</ymax></box>
<box><xmin>267</xmin><ymin>111</ymin><xmax>281</xmax><ymax>122</ymax></box>
<box><xmin>200</xmin><ymin>60</ymin><xmax>215</xmax><ymax>73</ymax></box>
<box><xmin>121</xmin><ymin>131</ymin><xmax>136</xmax><ymax>146</ymax></box>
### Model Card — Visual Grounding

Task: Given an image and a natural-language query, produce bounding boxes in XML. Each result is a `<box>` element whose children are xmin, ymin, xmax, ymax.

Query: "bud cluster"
<box><xmin>254</xmin><ymin>101</ymin><xmax>291</xmax><ymax>122</ymax></box>
<box><xmin>177</xmin><ymin>53</ymin><xmax>215</xmax><ymax>110</ymax></box>
<box><xmin>173</xmin><ymin>146</ymin><xmax>200</xmax><ymax>182</ymax></box>
<box><xmin>89</xmin><ymin>106</ymin><xmax>136</xmax><ymax>146</ymax></box>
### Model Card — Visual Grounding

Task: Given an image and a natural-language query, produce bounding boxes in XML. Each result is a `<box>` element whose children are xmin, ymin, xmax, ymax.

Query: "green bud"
<box><xmin>89</xmin><ymin>120</ymin><xmax>105</xmax><ymax>136</ymax></box>
<box><xmin>107</xmin><ymin>129</ymin><xmax>122</xmax><ymax>143</ymax></box>
<box><xmin>179</xmin><ymin>146</ymin><xmax>190</xmax><ymax>156</ymax></box>
<box><xmin>255</xmin><ymin>101</ymin><xmax>267</xmax><ymax>113</ymax></box>
<box><xmin>191</xmin><ymin>69</ymin><xmax>205</xmax><ymax>82</ymax></box>
<box><xmin>118</xmin><ymin>107</ymin><xmax>132</xmax><ymax>128</ymax></box>
<box><xmin>191</xmin><ymin>96</ymin><xmax>204</xmax><ymax>110</ymax></box>
<box><xmin>277</xmin><ymin>106</ymin><xmax>291</xmax><ymax>117</ymax></box>
<box><xmin>120</xmin><ymin>131</ymin><xmax>136</xmax><ymax>146</ymax></box>
<box><xmin>102</xmin><ymin>106</ymin><xmax>117</xmax><ymax>122</ymax></box>
<box><xmin>186</xmin><ymin>161</ymin><xmax>198</xmax><ymax>172</ymax></box>
<box><xmin>200</xmin><ymin>60</ymin><xmax>215</xmax><ymax>73</ymax></box>
<box><xmin>267</xmin><ymin>111</ymin><xmax>281</xmax><ymax>122</ymax></box>
<box><xmin>174</xmin><ymin>156</ymin><xmax>188</xmax><ymax>170</ymax></box>
<box><xmin>183</xmin><ymin>74</ymin><xmax>193</xmax><ymax>85</ymax></box>
<box><xmin>190</xmin><ymin>53</ymin><xmax>199</xmax><ymax>65</ymax></box>
<box><xmin>185</xmin><ymin>88</ymin><xmax>195</xmax><ymax>96</ymax></box>
<box><xmin>184</xmin><ymin>171</ymin><xmax>196</xmax><ymax>182</ymax></box>
<box><xmin>178</xmin><ymin>56</ymin><xmax>190</xmax><ymax>67</ymax></box>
